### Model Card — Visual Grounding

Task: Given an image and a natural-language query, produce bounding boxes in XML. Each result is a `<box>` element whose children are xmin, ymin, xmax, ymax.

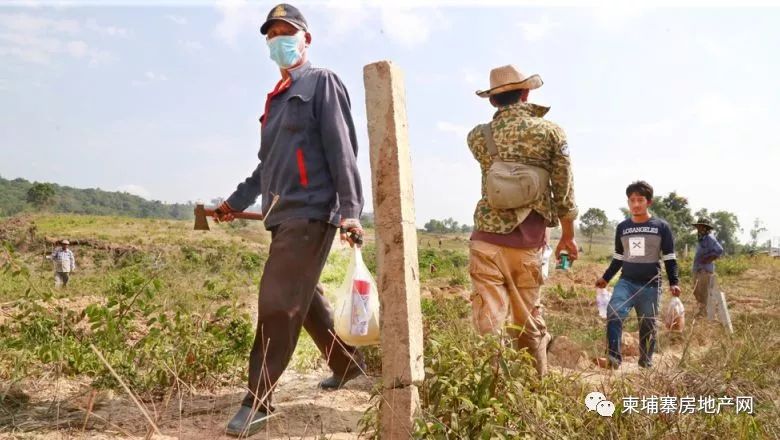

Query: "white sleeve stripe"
<box><xmin>662</xmin><ymin>253</ymin><xmax>677</xmax><ymax>261</ymax></box>
<box><xmin>613</xmin><ymin>253</ymin><xmax>624</xmax><ymax>261</ymax></box>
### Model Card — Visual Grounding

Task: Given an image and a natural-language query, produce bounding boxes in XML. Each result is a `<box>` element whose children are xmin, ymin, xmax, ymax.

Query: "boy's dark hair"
<box><xmin>626</xmin><ymin>181</ymin><xmax>653</xmax><ymax>201</ymax></box>
<box><xmin>491</xmin><ymin>90</ymin><xmax>523</xmax><ymax>107</ymax></box>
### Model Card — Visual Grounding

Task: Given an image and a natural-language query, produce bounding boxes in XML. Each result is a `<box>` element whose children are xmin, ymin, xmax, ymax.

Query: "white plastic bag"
<box><xmin>334</xmin><ymin>247</ymin><xmax>380</xmax><ymax>346</ymax></box>
<box><xmin>663</xmin><ymin>296</ymin><xmax>686</xmax><ymax>332</ymax></box>
<box><xmin>596</xmin><ymin>288</ymin><xmax>611</xmax><ymax>319</ymax></box>
<box><xmin>540</xmin><ymin>244</ymin><xmax>554</xmax><ymax>280</ymax></box>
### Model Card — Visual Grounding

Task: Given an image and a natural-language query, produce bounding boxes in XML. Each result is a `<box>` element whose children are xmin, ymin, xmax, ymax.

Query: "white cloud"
<box><xmin>518</xmin><ymin>15</ymin><xmax>558</xmax><ymax>42</ymax></box>
<box><xmin>117</xmin><ymin>184</ymin><xmax>151</xmax><ymax>199</ymax></box>
<box><xmin>590</xmin><ymin>5</ymin><xmax>648</xmax><ymax>31</ymax></box>
<box><xmin>462</xmin><ymin>68</ymin><xmax>480</xmax><ymax>86</ymax></box>
<box><xmin>131</xmin><ymin>71</ymin><xmax>168</xmax><ymax>86</ymax></box>
<box><xmin>145</xmin><ymin>71</ymin><xmax>167</xmax><ymax>81</ymax></box>
<box><xmin>695</xmin><ymin>35</ymin><xmax>727</xmax><ymax>58</ymax></box>
<box><xmin>213</xmin><ymin>0</ymin><xmax>264</xmax><ymax>47</ymax></box>
<box><xmin>379</xmin><ymin>7</ymin><xmax>429</xmax><ymax>47</ymax></box>
<box><xmin>319</xmin><ymin>4</ymin><xmax>372</xmax><ymax>44</ymax></box>
<box><xmin>691</xmin><ymin>94</ymin><xmax>738</xmax><ymax>126</ymax></box>
<box><xmin>0</xmin><ymin>12</ymin><xmax>116</xmax><ymax>66</ymax></box>
<box><xmin>436</xmin><ymin>121</ymin><xmax>470</xmax><ymax>140</ymax></box>
<box><xmin>213</xmin><ymin>2</ymin><xmax>448</xmax><ymax>49</ymax></box>
<box><xmin>166</xmin><ymin>15</ymin><xmax>188</xmax><ymax>25</ymax></box>
<box><xmin>179</xmin><ymin>39</ymin><xmax>204</xmax><ymax>52</ymax></box>
<box><xmin>378</xmin><ymin>6</ymin><xmax>449</xmax><ymax>47</ymax></box>
<box><xmin>0</xmin><ymin>13</ymin><xmax>80</xmax><ymax>34</ymax></box>
<box><xmin>65</xmin><ymin>39</ymin><xmax>87</xmax><ymax>57</ymax></box>
<box><xmin>86</xmin><ymin>19</ymin><xmax>129</xmax><ymax>38</ymax></box>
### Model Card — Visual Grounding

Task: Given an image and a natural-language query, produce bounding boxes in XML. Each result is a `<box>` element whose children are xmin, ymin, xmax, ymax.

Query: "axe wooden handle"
<box><xmin>202</xmin><ymin>209</ymin><xmax>264</xmax><ymax>221</ymax></box>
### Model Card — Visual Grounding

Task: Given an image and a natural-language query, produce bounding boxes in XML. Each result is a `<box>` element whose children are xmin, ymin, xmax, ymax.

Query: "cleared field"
<box><xmin>1</xmin><ymin>214</ymin><xmax>777</xmax><ymax>439</ymax></box>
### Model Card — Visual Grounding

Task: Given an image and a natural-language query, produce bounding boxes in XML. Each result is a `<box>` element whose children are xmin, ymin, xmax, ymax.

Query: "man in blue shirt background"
<box><xmin>691</xmin><ymin>217</ymin><xmax>724</xmax><ymax>317</ymax></box>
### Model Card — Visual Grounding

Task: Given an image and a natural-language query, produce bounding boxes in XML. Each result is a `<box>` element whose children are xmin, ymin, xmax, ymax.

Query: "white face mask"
<box><xmin>267</xmin><ymin>31</ymin><xmax>306</xmax><ymax>68</ymax></box>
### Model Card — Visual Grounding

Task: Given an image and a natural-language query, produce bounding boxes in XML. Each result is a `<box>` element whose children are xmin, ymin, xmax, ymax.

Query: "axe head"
<box><xmin>194</xmin><ymin>204</ymin><xmax>210</xmax><ymax>231</ymax></box>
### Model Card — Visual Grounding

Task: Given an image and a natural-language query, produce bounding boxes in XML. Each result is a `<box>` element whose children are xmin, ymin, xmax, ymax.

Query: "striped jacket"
<box><xmin>601</xmin><ymin>217</ymin><xmax>679</xmax><ymax>286</ymax></box>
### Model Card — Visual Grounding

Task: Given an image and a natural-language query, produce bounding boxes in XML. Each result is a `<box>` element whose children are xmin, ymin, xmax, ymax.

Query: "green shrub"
<box><xmin>0</xmin><ymin>259</ymin><xmax>253</xmax><ymax>394</ymax></box>
<box><xmin>717</xmin><ymin>255</ymin><xmax>751</xmax><ymax>276</ymax></box>
<box><xmin>418</xmin><ymin>248</ymin><xmax>470</xmax><ymax>284</ymax></box>
<box><xmin>239</xmin><ymin>251</ymin><xmax>263</xmax><ymax>272</ymax></box>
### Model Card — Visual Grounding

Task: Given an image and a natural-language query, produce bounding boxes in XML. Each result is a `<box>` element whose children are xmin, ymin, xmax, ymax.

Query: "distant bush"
<box><xmin>418</xmin><ymin>248</ymin><xmax>470</xmax><ymax>285</ymax></box>
<box><xmin>717</xmin><ymin>255</ymin><xmax>751</xmax><ymax>276</ymax></box>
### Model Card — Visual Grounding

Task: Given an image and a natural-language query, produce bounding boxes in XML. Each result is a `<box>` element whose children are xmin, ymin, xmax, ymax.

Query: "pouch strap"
<box><xmin>481</xmin><ymin>123</ymin><xmax>499</xmax><ymax>161</ymax></box>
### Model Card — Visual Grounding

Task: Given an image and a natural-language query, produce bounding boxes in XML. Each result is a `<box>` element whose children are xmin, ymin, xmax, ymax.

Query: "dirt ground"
<box><xmin>1</xmin><ymin>369</ymin><xmax>374</xmax><ymax>440</ymax></box>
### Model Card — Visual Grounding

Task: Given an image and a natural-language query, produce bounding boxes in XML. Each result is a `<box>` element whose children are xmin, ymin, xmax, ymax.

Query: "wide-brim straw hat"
<box><xmin>476</xmin><ymin>64</ymin><xmax>543</xmax><ymax>98</ymax></box>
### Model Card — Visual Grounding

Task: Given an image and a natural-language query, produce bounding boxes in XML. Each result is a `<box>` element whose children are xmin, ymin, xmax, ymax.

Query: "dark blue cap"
<box><xmin>260</xmin><ymin>4</ymin><xmax>308</xmax><ymax>35</ymax></box>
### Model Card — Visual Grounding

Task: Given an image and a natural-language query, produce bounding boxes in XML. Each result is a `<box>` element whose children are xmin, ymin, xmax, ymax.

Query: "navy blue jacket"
<box><xmin>227</xmin><ymin>62</ymin><xmax>363</xmax><ymax>228</ymax></box>
<box><xmin>602</xmin><ymin>217</ymin><xmax>680</xmax><ymax>286</ymax></box>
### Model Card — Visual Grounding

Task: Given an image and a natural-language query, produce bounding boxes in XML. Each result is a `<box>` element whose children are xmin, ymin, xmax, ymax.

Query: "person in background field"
<box><xmin>467</xmin><ymin>64</ymin><xmax>578</xmax><ymax>376</ymax></box>
<box><xmin>213</xmin><ymin>3</ymin><xmax>365</xmax><ymax>437</ymax></box>
<box><xmin>691</xmin><ymin>217</ymin><xmax>724</xmax><ymax>317</ymax></box>
<box><xmin>596</xmin><ymin>181</ymin><xmax>681</xmax><ymax>369</ymax></box>
<box><xmin>49</xmin><ymin>239</ymin><xmax>76</xmax><ymax>288</ymax></box>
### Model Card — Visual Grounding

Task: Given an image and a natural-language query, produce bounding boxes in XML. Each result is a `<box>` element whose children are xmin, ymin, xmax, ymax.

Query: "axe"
<box><xmin>193</xmin><ymin>195</ymin><xmax>280</xmax><ymax>231</ymax></box>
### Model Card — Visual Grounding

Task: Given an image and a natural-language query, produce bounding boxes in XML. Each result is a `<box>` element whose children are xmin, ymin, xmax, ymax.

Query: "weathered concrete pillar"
<box><xmin>363</xmin><ymin>61</ymin><xmax>424</xmax><ymax>439</ymax></box>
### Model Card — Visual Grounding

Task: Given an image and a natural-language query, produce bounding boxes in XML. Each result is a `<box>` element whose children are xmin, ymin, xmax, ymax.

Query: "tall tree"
<box><xmin>579</xmin><ymin>208</ymin><xmax>610</xmax><ymax>252</ymax></box>
<box><xmin>26</xmin><ymin>182</ymin><xmax>55</xmax><ymax>208</ymax></box>
<box><xmin>748</xmin><ymin>218</ymin><xmax>767</xmax><ymax>254</ymax></box>
<box><xmin>650</xmin><ymin>191</ymin><xmax>695</xmax><ymax>251</ymax></box>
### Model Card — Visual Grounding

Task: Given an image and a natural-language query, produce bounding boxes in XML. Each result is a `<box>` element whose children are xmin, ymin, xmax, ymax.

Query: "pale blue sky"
<box><xmin>1</xmin><ymin>2</ymin><xmax>778</xmax><ymax>242</ymax></box>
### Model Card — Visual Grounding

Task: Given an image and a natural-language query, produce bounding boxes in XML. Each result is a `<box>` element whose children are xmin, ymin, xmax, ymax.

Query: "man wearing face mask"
<box><xmin>216</xmin><ymin>4</ymin><xmax>365</xmax><ymax>437</ymax></box>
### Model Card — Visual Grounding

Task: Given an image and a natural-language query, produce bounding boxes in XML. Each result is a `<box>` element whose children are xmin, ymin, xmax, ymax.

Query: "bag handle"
<box><xmin>481</xmin><ymin>123</ymin><xmax>499</xmax><ymax>161</ymax></box>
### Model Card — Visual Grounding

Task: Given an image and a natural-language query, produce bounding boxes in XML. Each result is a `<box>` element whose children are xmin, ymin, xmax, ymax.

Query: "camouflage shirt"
<box><xmin>467</xmin><ymin>102</ymin><xmax>578</xmax><ymax>234</ymax></box>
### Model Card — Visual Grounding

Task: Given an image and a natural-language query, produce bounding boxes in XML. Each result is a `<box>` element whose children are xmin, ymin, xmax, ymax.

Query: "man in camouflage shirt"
<box><xmin>467</xmin><ymin>65</ymin><xmax>578</xmax><ymax>375</ymax></box>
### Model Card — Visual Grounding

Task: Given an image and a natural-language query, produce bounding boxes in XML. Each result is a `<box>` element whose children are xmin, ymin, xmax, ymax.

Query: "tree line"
<box><xmin>0</xmin><ymin>176</ymin><xmax>193</xmax><ymax>220</ymax></box>
<box><xmin>424</xmin><ymin>218</ymin><xmax>473</xmax><ymax>234</ymax></box>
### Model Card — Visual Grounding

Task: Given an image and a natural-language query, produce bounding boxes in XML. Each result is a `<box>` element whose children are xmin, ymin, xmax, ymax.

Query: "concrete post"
<box><xmin>363</xmin><ymin>60</ymin><xmax>424</xmax><ymax>439</ymax></box>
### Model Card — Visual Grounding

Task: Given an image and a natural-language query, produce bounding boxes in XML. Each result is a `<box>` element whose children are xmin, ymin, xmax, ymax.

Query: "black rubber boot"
<box><xmin>318</xmin><ymin>363</ymin><xmax>365</xmax><ymax>390</ymax></box>
<box><xmin>226</xmin><ymin>405</ymin><xmax>269</xmax><ymax>437</ymax></box>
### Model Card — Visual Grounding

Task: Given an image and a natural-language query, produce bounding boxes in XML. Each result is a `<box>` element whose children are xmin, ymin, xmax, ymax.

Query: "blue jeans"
<box><xmin>606</xmin><ymin>278</ymin><xmax>660</xmax><ymax>365</ymax></box>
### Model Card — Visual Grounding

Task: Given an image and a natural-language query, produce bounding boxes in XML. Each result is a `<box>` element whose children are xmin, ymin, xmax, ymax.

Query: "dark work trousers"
<box><xmin>242</xmin><ymin>218</ymin><xmax>363</xmax><ymax>410</ymax></box>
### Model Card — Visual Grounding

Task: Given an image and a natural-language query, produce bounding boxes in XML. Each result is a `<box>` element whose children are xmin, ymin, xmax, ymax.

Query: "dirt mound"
<box><xmin>0</xmin><ymin>215</ymin><xmax>39</xmax><ymax>251</ymax></box>
<box><xmin>547</xmin><ymin>336</ymin><xmax>589</xmax><ymax>369</ymax></box>
<box><xmin>43</xmin><ymin>237</ymin><xmax>142</xmax><ymax>259</ymax></box>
